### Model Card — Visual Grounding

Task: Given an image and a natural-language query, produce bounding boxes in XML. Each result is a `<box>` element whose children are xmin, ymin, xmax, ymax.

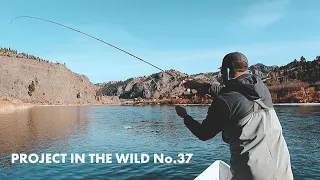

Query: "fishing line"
<box><xmin>11</xmin><ymin>16</ymin><xmax>169</xmax><ymax>74</ymax></box>
<box><xmin>10</xmin><ymin>16</ymin><xmax>181</xmax><ymax>96</ymax></box>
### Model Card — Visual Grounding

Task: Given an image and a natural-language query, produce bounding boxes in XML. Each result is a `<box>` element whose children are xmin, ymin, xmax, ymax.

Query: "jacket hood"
<box><xmin>223</xmin><ymin>73</ymin><xmax>265</xmax><ymax>101</ymax></box>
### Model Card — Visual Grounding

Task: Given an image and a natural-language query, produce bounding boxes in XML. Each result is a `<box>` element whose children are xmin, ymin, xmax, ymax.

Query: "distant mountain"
<box><xmin>100</xmin><ymin>56</ymin><xmax>320</xmax><ymax>101</ymax></box>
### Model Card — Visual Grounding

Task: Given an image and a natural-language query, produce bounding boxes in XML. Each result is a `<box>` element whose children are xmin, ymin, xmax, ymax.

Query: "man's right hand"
<box><xmin>182</xmin><ymin>79</ymin><xmax>202</xmax><ymax>90</ymax></box>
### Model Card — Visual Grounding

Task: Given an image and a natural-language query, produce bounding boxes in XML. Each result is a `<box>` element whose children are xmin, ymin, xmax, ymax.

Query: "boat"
<box><xmin>195</xmin><ymin>160</ymin><xmax>232</xmax><ymax>180</ymax></box>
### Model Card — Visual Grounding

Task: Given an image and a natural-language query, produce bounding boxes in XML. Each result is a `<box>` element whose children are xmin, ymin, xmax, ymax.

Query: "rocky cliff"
<box><xmin>100</xmin><ymin>70</ymin><xmax>221</xmax><ymax>99</ymax></box>
<box><xmin>100</xmin><ymin>70</ymin><xmax>188</xmax><ymax>99</ymax></box>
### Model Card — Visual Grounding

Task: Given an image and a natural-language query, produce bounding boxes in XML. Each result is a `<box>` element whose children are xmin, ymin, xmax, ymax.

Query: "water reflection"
<box><xmin>0</xmin><ymin>106</ymin><xmax>91</xmax><ymax>158</ymax></box>
<box><xmin>297</xmin><ymin>106</ymin><xmax>318</xmax><ymax>118</ymax></box>
<box><xmin>0</xmin><ymin>105</ymin><xmax>319</xmax><ymax>180</ymax></box>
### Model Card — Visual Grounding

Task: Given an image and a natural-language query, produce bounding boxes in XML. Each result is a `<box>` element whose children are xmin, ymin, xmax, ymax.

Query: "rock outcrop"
<box><xmin>100</xmin><ymin>70</ymin><xmax>187</xmax><ymax>99</ymax></box>
<box><xmin>100</xmin><ymin>70</ymin><xmax>221</xmax><ymax>99</ymax></box>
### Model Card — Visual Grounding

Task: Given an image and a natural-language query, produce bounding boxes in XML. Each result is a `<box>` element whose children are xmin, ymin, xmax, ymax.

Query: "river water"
<box><xmin>0</xmin><ymin>105</ymin><xmax>319</xmax><ymax>180</ymax></box>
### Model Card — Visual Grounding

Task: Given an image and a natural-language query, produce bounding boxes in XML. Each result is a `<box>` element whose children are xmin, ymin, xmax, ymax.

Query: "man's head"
<box><xmin>220</xmin><ymin>52</ymin><xmax>249</xmax><ymax>84</ymax></box>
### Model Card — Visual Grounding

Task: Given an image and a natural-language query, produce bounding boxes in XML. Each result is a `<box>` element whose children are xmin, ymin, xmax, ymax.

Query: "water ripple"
<box><xmin>1</xmin><ymin>105</ymin><xmax>319</xmax><ymax>179</ymax></box>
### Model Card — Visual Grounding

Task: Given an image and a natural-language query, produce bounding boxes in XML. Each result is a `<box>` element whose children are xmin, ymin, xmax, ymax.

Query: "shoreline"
<box><xmin>172</xmin><ymin>103</ymin><xmax>320</xmax><ymax>106</ymax></box>
<box><xmin>0</xmin><ymin>103</ymin><xmax>123</xmax><ymax>114</ymax></box>
<box><xmin>0</xmin><ymin>105</ymin><xmax>33</xmax><ymax>113</ymax></box>
<box><xmin>0</xmin><ymin>99</ymin><xmax>122</xmax><ymax>114</ymax></box>
<box><xmin>0</xmin><ymin>99</ymin><xmax>34</xmax><ymax>113</ymax></box>
<box><xmin>1</xmin><ymin>100</ymin><xmax>319</xmax><ymax>113</ymax></box>
<box><xmin>273</xmin><ymin>103</ymin><xmax>320</xmax><ymax>106</ymax></box>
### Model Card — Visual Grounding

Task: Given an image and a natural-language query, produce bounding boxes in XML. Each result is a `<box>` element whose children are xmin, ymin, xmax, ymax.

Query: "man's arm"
<box><xmin>183</xmin><ymin>97</ymin><xmax>230</xmax><ymax>141</ymax></box>
<box><xmin>183</xmin><ymin>80</ymin><xmax>224</xmax><ymax>97</ymax></box>
<box><xmin>200</xmin><ymin>83</ymin><xmax>224</xmax><ymax>97</ymax></box>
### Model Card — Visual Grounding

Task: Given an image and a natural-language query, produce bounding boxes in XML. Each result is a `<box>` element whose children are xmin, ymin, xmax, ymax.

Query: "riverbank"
<box><xmin>2</xmin><ymin>98</ymin><xmax>320</xmax><ymax>113</ymax></box>
<box><xmin>124</xmin><ymin>100</ymin><xmax>320</xmax><ymax>106</ymax></box>
<box><xmin>173</xmin><ymin>103</ymin><xmax>320</xmax><ymax>106</ymax></box>
<box><xmin>274</xmin><ymin>103</ymin><xmax>320</xmax><ymax>106</ymax></box>
<box><xmin>0</xmin><ymin>99</ymin><xmax>34</xmax><ymax>113</ymax></box>
<box><xmin>0</xmin><ymin>98</ymin><xmax>122</xmax><ymax>113</ymax></box>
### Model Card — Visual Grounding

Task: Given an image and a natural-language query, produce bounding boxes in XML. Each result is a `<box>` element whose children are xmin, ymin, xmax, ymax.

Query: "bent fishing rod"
<box><xmin>11</xmin><ymin>16</ymin><xmax>185</xmax><ymax>95</ymax></box>
<box><xmin>11</xmin><ymin>16</ymin><xmax>169</xmax><ymax>74</ymax></box>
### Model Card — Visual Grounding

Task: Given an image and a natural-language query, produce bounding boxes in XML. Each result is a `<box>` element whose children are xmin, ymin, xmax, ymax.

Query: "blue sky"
<box><xmin>0</xmin><ymin>0</ymin><xmax>319</xmax><ymax>83</ymax></box>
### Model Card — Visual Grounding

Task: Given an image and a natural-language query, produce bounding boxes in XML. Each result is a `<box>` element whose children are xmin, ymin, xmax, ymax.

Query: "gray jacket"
<box><xmin>184</xmin><ymin>73</ymin><xmax>293</xmax><ymax>180</ymax></box>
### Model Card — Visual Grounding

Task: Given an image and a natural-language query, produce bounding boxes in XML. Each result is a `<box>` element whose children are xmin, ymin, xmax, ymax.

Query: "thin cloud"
<box><xmin>239</xmin><ymin>0</ymin><xmax>290</xmax><ymax>28</ymax></box>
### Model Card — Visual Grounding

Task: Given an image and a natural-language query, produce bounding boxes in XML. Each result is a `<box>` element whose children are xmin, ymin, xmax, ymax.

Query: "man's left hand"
<box><xmin>175</xmin><ymin>106</ymin><xmax>188</xmax><ymax>118</ymax></box>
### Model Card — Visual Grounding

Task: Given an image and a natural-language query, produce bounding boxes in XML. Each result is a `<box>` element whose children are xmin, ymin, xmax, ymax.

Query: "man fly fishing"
<box><xmin>11</xmin><ymin>17</ymin><xmax>293</xmax><ymax>179</ymax></box>
<box><xmin>175</xmin><ymin>52</ymin><xmax>293</xmax><ymax>180</ymax></box>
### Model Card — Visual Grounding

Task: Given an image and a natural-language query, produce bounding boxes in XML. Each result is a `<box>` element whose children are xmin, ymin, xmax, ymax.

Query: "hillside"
<box><xmin>250</xmin><ymin>56</ymin><xmax>320</xmax><ymax>85</ymax></box>
<box><xmin>2</xmin><ymin>47</ymin><xmax>318</xmax><ymax>105</ymax></box>
<box><xmin>0</xmin><ymin>48</ymin><xmax>119</xmax><ymax>105</ymax></box>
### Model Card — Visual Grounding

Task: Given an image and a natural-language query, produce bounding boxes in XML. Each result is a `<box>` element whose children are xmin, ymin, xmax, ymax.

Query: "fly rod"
<box><xmin>11</xmin><ymin>16</ymin><xmax>185</xmax><ymax>96</ymax></box>
<box><xmin>11</xmin><ymin>16</ymin><xmax>169</xmax><ymax>74</ymax></box>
